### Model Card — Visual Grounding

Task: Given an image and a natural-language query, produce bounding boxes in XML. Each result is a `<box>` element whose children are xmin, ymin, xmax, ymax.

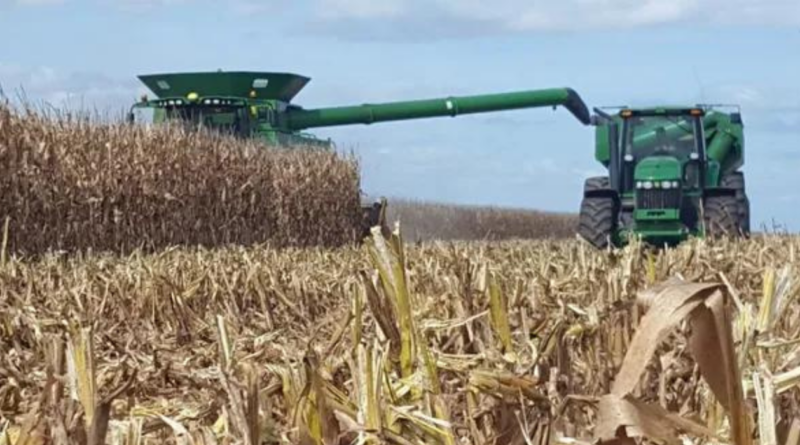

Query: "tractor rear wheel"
<box><xmin>579</xmin><ymin>197</ymin><xmax>617</xmax><ymax>249</ymax></box>
<box><xmin>720</xmin><ymin>172</ymin><xmax>750</xmax><ymax>235</ymax></box>
<box><xmin>703</xmin><ymin>195</ymin><xmax>740</xmax><ymax>238</ymax></box>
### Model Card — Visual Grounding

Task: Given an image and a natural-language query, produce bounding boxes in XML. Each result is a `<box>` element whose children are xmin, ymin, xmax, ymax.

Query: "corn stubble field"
<box><xmin>1</xmin><ymin>104</ymin><xmax>799</xmax><ymax>445</ymax></box>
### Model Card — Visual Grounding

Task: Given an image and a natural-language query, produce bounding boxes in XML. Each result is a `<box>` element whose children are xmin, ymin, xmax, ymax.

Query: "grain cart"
<box><xmin>580</xmin><ymin>106</ymin><xmax>749</xmax><ymax>248</ymax></box>
<box><xmin>128</xmin><ymin>70</ymin><xmax>592</xmax><ymax>237</ymax></box>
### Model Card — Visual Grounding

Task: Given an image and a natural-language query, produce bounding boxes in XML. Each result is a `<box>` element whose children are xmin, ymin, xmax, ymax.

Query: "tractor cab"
<box><xmin>619</xmin><ymin>108</ymin><xmax>708</xmax><ymax>195</ymax></box>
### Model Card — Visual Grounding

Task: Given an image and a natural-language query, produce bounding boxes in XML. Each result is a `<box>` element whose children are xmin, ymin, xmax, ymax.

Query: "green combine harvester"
<box><xmin>128</xmin><ymin>70</ymin><xmax>592</xmax><ymax>237</ymax></box>
<box><xmin>129</xmin><ymin>70</ymin><xmax>749</xmax><ymax>248</ymax></box>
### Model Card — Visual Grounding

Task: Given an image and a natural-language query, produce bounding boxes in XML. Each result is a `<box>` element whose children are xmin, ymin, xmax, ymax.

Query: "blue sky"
<box><xmin>1</xmin><ymin>0</ymin><xmax>799</xmax><ymax>230</ymax></box>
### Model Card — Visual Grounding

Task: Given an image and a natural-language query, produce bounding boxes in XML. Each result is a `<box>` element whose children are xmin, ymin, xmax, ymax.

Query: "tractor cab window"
<box><xmin>622</xmin><ymin>115</ymin><xmax>700</xmax><ymax>161</ymax></box>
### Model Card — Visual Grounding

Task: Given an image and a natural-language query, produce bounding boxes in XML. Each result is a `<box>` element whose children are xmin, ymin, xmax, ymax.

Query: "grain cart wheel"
<box><xmin>703</xmin><ymin>195</ymin><xmax>740</xmax><ymax>238</ymax></box>
<box><xmin>579</xmin><ymin>197</ymin><xmax>617</xmax><ymax>249</ymax></box>
<box><xmin>720</xmin><ymin>172</ymin><xmax>750</xmax><ymax>235</ymax></box>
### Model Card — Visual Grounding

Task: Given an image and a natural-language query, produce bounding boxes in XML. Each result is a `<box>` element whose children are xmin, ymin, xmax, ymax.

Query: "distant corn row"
<box><xmin>1</xmin><ymin>234</ymin><xmax>798</xmax><ymax>444</ymax></box>
<box><xmin>387</xmin><ymin>198</ymin><xmax>578</xmax><ymax>241</ymax></box>
<box><xmin>0</xmin><ymin>103</ymin><xmax>362</xmax><ymax>255</ymax></box>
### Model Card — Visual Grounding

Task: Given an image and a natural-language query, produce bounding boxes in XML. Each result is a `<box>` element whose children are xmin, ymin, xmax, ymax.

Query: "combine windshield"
<box><xmin>623</xmin><ymin>115</ymin><xmax>701</xmax><ymax>160</ymax></box>
<box><xmin>161</xmin><ymin>105</ymin><xmax>250</xmax><ymax>137</ymax></box>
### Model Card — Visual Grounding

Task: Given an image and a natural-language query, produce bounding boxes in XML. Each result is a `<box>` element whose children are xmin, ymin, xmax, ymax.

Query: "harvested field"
<box><xmin>386</xmin><ymin>198</ymin><xmax>578</xmax><ymax>241</ymax></box>
<box><xmin>1</xmin><ymin>232</ymin><xmax>799</xmax><ymax>444</ymax></box>
<box><xmin>0</xmin><ymin>103</ymin><xmax>362</xmax><ymax>255</ymax></box>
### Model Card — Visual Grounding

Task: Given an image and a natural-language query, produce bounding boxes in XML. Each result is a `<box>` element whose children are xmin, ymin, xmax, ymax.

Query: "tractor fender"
<box><xmin>584</xmin><ymin>188</ymin><xmax>620</xmax><ymax>201</ymax></box>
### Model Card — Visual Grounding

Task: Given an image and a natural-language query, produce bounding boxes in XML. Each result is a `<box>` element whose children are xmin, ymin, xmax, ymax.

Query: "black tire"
<box><xmin>360</xmin><ymin>199</ymin><xmax>390</xmax><ymax>240</ymax></box>
<box><xmin>584</xmin><ymin>176</ymin><xmax>610</xmax><ymax>193</ymax></box>
<box><xmin>579</xmin><ymin>197</ymin><xmax>617</xmax><ymax>249</ymax></box>
<box><xmin>720</xmin><ymin>172</ymin><xmax>750</xmax><ymax>235</ymax></box>
<box><xmin>703</xmin><ymin>195</ymin><xmax>740</xmax><ymax>238</ymax></box>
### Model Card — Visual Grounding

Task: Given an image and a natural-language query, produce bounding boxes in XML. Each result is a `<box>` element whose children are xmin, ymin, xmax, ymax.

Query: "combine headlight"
<box><xmin>636</xmin><ymin>181</ymin><xmax>643</xmax><ymax>189</ymax></box>
<box><xmin>662</xmin><ymin>181</ymin><xmax>672</xmax><ymax>189</ymax></box>
<box><xmin>672</xmin><ymin>181</ymin><xmax>680</xmax><ymax>188</ymax></box>
<box><xmin>643</xmin><ymin>181</ymin><xmax>654</xmax><ymax>190</ymax></box>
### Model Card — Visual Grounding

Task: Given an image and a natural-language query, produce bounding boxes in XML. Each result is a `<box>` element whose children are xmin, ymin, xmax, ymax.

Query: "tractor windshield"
<box><xmin>622</xmin><ymin>115</ymin><xmax>701</xmax><ymax>161</ymax></box>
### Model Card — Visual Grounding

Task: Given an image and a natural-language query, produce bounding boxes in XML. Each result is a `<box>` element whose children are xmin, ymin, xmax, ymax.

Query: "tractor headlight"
<box><xmin>662</xmin><ymin>181</ymin><xmax>672</xmax><ymax>189</ymax></box>
<box><xmin>643</xmin><ymin>181</ymin><xmax>654</xmax><ymax>190</ymax></box>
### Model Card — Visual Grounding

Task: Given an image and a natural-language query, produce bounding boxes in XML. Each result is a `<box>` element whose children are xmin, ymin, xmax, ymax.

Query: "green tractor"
<box><xmin>128</xmin><ymin>70</ymin><xmax>593</xmax><ymax>237</ymax></box>
<box><xmin>580</xmin><ymin>105</ymin><xmax>750</xmax><ymax>248</ymax></box>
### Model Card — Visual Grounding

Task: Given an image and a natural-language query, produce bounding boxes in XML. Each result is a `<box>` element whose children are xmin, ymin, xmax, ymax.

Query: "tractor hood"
<box><xmin>634</xmin><ymin>156</ymin><xmax>682</xmax><ymax>181</ymax></box>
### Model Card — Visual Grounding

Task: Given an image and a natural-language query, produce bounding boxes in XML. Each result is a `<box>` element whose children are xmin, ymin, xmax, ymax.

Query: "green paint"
<box><xmin>285</xmin><ymin>88</ymin><xmax>590</xmax><ymax>130</ymax></box>
<box><xmin>594</xmin><ymin>125</ymin><xmax>610</xmax><ymax>164</ymax></box>
<box><xmin>138</xmin><ymin>72</ymin><xmax>310</xmax><ymax>102</ymax></box>
<box><xmin>633</xmin><ymin>157</ymin><xmax>682</xmax><ymax>181</ymax></box>
<box><xmin>634</xmin><ymin>209</ymin><xmax>681</xmax><ymax>221</ymax></box>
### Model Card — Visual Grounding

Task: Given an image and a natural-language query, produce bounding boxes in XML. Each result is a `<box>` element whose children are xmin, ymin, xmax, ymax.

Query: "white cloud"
<box><xmin>310</xmin><ymin>0</ymin><xmax>800</xmax><ymax>35</ymax></box>
<box><xmin>0</xmin><ymin>65</ymin><xmax>143</xmax><ymax>116</ymax></box>
<box><xmin>702</xmin><ymin>84</ymin><xmax>800</xmax><ymax>133</ymax></box>
<box><xmin>318</xmin><ymin>0</ymin><xmax>405</xmax><ymax>19</ymax></box>
<box><xmin>10</xmin><ymin>0</ymin><xmax>65</xmax><ymax>5</ymax></box>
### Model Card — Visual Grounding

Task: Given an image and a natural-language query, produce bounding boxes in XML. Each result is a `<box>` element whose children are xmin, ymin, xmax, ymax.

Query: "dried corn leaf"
<box><xmin>596</xmin><ymin>279</ymin><xmax>751</xmax><ymax>445</ymax></box>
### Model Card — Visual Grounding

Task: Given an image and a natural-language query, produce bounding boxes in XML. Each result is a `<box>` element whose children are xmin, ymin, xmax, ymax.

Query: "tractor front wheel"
<box><xmin>579</xmin><ymin>197</ymin><xmax>617</xmax><ymax>249</ymax></box>
<box><xmin>703</xmin><ymin>195</ymin><xmax>741</xmax><ymax>238</ymax></box>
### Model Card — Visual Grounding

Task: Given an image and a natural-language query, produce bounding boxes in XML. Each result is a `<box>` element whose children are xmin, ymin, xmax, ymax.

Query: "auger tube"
<box><xmin>285</xmin><ymin>88</ymin><xmax>591</xmax><ymax>130</ymax></box>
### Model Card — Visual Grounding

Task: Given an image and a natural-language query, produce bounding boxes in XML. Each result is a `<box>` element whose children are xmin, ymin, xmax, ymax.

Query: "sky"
<box><xmin>1</xmin><ymin>0</ymin><xmax>799</xmax><ymax>231</ymax></box>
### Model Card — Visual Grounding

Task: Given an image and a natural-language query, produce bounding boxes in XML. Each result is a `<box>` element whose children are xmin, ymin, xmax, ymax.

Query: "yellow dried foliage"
<box><xmin>0</xmin><ymin>103</ymin><xmax>362</xmax><ymax>255</ymax></box>
<box><xmin>0</xmin><ymin>233</ymin><xmax>798</xmax><ymax>444</ymax></box>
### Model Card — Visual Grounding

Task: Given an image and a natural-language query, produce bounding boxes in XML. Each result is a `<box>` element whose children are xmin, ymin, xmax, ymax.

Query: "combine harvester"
<box><xmin>128</xmin><ymin>71</ymin><xmax>591</xmax><ymax>237</ymax></box>
<box><xmin>128</xmin><ymin>70</ymin><xmax>749</xmax><ymax>248</ymax></box>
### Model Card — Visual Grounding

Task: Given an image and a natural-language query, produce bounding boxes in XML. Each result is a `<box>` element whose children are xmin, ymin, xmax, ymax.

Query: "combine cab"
<box><xmin>130</xmin><ymin>70</ymin><xmax>592</xmax><ymax>239</ymax></box>
<box><xmin>580</xmin><ymin>106</ymin><xmax>749</xmax><ymax>248</ymax></box>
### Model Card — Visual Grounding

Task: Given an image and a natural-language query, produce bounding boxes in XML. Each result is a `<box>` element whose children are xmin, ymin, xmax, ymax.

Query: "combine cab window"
<box><xmin>164</xmin><ymin>106</ymin><xmax>251</xmax><ymax>137</ymax></box>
